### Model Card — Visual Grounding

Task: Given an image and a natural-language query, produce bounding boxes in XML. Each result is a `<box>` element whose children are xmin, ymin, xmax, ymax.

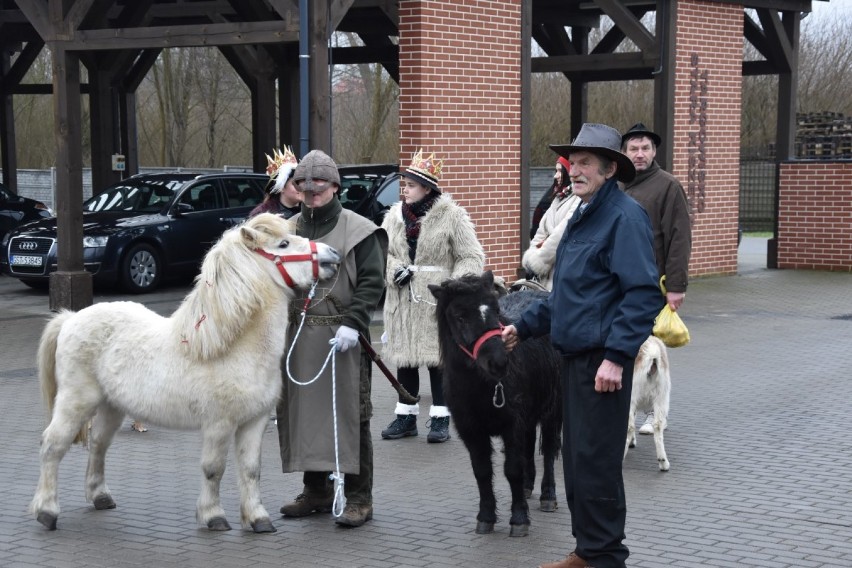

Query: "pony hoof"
<box><xmin>251</xmin><ymin>518</ymin><xmax>277</xmax><ymax>533</ymax></box>
<box><xmin>36</xmin><ymin>512</ymin><xmax>58</xmax><ymax>530</ymax></box>
<box><xmin>93</xmin><ymin>494</ymin><xmax>116</xmax><ymax>510</ymax></box>
<box><xmin>539</xmin><ymin>499</ymin><xmax>558</xmax><ymax>512</ymax></box>
<box><xmin>509</xmin><ymin>523</ymin><xmax>530</xmax><ymax>537</ymax></box>
<box><xmin>475</xmin><ymin>521</ymin><xmax>494</xmax><ymax>534</ymax></box>
<box><xmin>207</xmin><ymin>517</ymin><xmax>232</xmax><ymax>531</ymax></box>
<box><xmin>659</xmin><ymin>460</ymin><xmax>670</xmax><ymax>472</ymax></box>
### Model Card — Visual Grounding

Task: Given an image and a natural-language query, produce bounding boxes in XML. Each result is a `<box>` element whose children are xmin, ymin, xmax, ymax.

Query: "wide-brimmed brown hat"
<box><xmin>550</xmin><ymin>123</ymin><xmax>636</xmax><ymax>183</ymax></box>
<box><xmin>621</xmin><ymin>122</ymin><xmax>662</xmax><ymax>148</ymax></box>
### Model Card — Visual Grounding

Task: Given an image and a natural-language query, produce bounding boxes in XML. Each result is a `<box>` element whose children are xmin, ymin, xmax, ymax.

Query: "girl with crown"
<box><xmin>379</xmin><ymin>149</ymin><xmax>485</xmax><ymax>443</ymax></box>
<box><xmin>249</xmin><ymin>147</ymin><xmax>302</xmax><ymax>219</ymax></box>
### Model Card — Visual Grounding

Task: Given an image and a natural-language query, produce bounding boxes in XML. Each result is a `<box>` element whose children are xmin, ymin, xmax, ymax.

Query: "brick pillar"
<box><xmin>671</xmin><ymin>1</ymin><xmax>742</xmax><ymax>276</ymax></box>
<box><xmin>398</xmin><ymin>1</ymin><xmax>522</xmax><ymax>282</ymax></box>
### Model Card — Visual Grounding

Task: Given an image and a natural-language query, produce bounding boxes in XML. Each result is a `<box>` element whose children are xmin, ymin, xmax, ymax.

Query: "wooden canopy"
<box><xmin>0</xmin><ymin>0</ymin><xmax>820</xmax><ymax>308</ymax></box>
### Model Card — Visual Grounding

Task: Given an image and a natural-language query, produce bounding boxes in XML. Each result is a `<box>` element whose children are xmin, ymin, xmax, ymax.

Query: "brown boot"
<box><xmin>538</xmin><ymin>552</ymin><xmax>593</xmax><ymax>568</ymax></box>
<box><xmin>334</xmin><ymin>503</ymin><xmax>373</xmax><ymax>527</ymax></box>
<box><xmin>279</xmin><ymin>490</ymin><xmax>334</xmax><ymax>517</ymax></box>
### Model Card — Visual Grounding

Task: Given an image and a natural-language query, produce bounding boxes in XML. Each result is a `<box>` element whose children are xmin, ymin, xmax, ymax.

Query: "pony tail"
<box><xmin>36</xmin><ymin>311</ymin><xmax>88</xmax><ymax>443</ymax></box>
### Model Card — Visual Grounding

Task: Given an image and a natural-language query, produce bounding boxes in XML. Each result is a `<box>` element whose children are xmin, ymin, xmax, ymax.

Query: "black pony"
<box><xmin>428</xmin><ymin>271</ymin><xmax>562</xmax><ymax>537</ymax></box>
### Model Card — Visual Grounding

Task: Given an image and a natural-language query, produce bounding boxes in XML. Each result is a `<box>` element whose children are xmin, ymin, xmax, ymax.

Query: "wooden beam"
<box><xmin>532</xmin><ymin>51</ymin><xmax>654</xmax><ymax>74</ymax></box>
<box><xmin>1</xmin><ymin>51</ymin><xmax>18</xmax><ymax>191</ymax></box>
<box><xmin>331</xmin><ymin>44</ymin><xmax>398</xmax><ymax>65</ymax></box>
<box><xmin>593</xmin><ymin>0</ymin><xmax>656</xmax><ymax>55</ymax></box>
<box><xmin>51</xmin><ymin>21</ymin><xmax>300</xmax><ymax>50</ymax></box>
<box><xmin>64</xmin><ymin>0</ymin><xmax>96</xmax><ymax>32</ymax></box>
<box><xmin>710</xmin><ymin>0</ymin><xmax>814</xmax><ymax>11</ymax></box>
<box><xmin>13</xmin><ymin>0</ymin><xmax>50</xmax><ymax>40</ymax></box>
<box><xmin>330</xmin><ymin>0</ymin><xmax>356</xmax><ymax>31</ymax></box>
<box><xmin>743</xmin><ymin>59</ymin><xmax>778</xmax><ymax>76</ymax></box>
<box><xmin>1</xmin><ymin>38</ymin><xmax>43</xmax><ymax>88</ymax></box>
<box><xmin>591</xmin><ymin>24</ymin><xmax>626</xmax><ymax>55</ymax></box>
<box><xmin>743</xmin><ymin>13</ymin><xmax>772</xmax><ymax>61</ymax></box>
<box><xmin>267</xmin><ymin>0</ymin><xmax>298</xmax><ymax>20</ymax></box>
<box><xmin>757</xmin><ymin>8</ymin><xmax>793</xmax><ymax>73</ymax></box>
<box><xmin>122</xmin><ymin>49</ymin><xmax>160</xmax><ymax>92</ymax></box>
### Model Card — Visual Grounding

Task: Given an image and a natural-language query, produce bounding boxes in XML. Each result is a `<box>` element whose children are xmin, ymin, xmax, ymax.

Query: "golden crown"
<box><xmin>264</xmin><ymin>146</ymin><xmax>299</xmax><ymax>193</ymax></box>
<box><xmin>407</xmin><ymin>148</ymin><xmax>443</xmax><ymax>183</ymax></box>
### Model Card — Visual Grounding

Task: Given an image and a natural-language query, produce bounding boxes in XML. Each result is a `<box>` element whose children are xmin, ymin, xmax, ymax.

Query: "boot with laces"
<box><xmin>426</xmin><ymin>416</ymin><xmax>451</xmax><ymax>443</ymax></box>
<box><xmin>381</xmin><ymin>414</ymin><xmax>417</xmax><ymax>439</ymax></box>
<box><xmin>334</xmin><ymin>503</ymin><xmax>373</xmax><ymax>527</ymax></box>
<box><xmin>279</xmin><ymin>488</ymin><xmax>334</xmax><ymax>517</ymax></box>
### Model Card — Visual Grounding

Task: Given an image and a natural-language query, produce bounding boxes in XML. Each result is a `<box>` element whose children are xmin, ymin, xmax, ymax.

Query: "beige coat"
<box><xmin>381</xmin><ymin>196</ymin><xmax>485</xmax><ymax>368</ymax></box>
<box><xmin>522</xmin><ymin>193</ymin><xmax>581</xmax><ymax>290</ymax></box>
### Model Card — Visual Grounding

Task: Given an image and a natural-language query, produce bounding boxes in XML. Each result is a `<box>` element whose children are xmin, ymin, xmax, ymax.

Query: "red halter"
<box><xmin>253</xmin><ymin>241</ymin><xmax>319</xmax><ymax>289</ymax></box>
<box><xmin>458</xmin><ymin>323</ymin><xmax>505</xmax><ymax>361</ymax></box>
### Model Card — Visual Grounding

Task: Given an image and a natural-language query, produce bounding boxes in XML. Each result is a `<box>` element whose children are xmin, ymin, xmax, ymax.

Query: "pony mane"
<box><xmin>172</xmin><ymin>217</ymin><xmax>284</xmax><ymax>361</ymax></box>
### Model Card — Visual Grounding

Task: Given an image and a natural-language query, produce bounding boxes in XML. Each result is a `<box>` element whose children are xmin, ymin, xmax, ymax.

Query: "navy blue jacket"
<box><xmin>514</xmin><ymin>177</ymin><xmax>663</xmax><ymax>366</ymax></box>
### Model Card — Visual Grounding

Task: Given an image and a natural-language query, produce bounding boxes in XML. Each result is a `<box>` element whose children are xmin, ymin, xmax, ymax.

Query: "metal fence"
<box><xmin>740</xmin><ymin>147</ymin><xmax>777</xmax><ymax>233</ymax></box>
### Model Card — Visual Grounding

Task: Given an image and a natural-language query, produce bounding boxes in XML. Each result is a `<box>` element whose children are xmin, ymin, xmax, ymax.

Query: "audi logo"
<box><xmin>19</xmin><ymin>241</ymin><xmax>38</xmax><ymax>251</ymax></box>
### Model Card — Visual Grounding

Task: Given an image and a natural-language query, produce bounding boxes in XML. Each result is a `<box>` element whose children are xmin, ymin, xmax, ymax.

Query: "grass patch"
<box><xmin>744</xmin><ymin>232</ymin><xmax>772</xmax><ymax>238</ymax></box>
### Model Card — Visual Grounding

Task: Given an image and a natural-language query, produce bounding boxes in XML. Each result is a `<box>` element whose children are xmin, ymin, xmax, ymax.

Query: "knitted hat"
<box><xmin>549</xmin><ymin>123</ymin><xmax>636</xmax><ymax>183</ymax></box>
<box><xmin>400</xmin><ymin>149</ymin><xmax>442</xmax><ymax>192</ymax></box>
<box><xmin>293</xmin><ymin>149</ymin><xmax>340</xmax><ymax>191</ymax></box>
<box><xmin>263</xmin><ymin>147</ymin><xmax>298</xmax><ymax>194</ymax></box>
<box><xmin>621</xmin><ymin>122</ymin><xmax>662</xmax><ymax>148</ymax></box>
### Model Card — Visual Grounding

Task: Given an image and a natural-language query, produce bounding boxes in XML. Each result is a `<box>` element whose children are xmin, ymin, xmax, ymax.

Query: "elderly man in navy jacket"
<box><xmin>503</xmin><ymin>123</ymin><xmax>662</xmax><ymax>568</ymax></box>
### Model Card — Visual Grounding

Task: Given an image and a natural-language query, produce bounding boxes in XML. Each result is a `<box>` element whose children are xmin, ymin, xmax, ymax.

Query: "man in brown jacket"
<box><xmin>621</xmin><ymin>122</ymin><xmax>692</xmax><ymax>435</ymax></box>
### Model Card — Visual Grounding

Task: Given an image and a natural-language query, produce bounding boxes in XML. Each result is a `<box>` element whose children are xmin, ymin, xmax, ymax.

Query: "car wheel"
<box><xmin>121</xmin><ymin>243</ymin><xmax>162</xmax><ymax>293</ymax></box>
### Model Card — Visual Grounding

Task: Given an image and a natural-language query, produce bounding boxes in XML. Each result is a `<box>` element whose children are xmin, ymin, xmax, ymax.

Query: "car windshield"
<box><xmin>84</xmin><ymin>178</ymin><xmax>185</xmax><ymax>213</ymax></box>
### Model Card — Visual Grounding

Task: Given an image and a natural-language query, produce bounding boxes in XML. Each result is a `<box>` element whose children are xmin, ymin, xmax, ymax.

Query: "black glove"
<box><xmin>393</xmin><ymin>266</ymin><xmax>413</xmax><ymax>287</ymax></box>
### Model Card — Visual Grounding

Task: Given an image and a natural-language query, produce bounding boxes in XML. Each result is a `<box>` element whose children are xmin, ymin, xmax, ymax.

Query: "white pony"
<box><xmin>30</xmin><ymin>213</ymin><xmax>340</xmax><ymax>533</ymax></box>
<box><xmin>625</xmin><ymin>335</ymin><xmax>671</xmax><ymax>471</ymax></box>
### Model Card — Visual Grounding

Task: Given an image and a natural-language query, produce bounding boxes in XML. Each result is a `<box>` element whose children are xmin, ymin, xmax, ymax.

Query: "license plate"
<box><xmin>11</xmin><ymin>255</ymin><xmax>43</xmax><ymax>266</ymax></box>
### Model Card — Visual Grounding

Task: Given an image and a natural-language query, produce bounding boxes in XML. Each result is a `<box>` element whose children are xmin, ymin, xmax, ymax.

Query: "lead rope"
<box><xmin>285</xmin><ymin>280</ymin><xmax>346</xmax><ymax>517</ymax></box>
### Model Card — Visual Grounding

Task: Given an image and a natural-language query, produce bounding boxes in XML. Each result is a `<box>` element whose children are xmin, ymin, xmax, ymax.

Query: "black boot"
<box><xmin>381</xmin><ymin>415</ymin><xmax>417</xmax><ymax>439</ymax></box>
<box><xmin>426</xmin><ymin>416</ymin><xmax>451</xmax><ymax>443</ymax></box>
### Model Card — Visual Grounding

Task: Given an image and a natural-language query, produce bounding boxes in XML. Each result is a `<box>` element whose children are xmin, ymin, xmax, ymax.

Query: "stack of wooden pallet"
<box><xmin>796</xmin><ymin>112</ymin><xmax>852</xmax><ymax>159</ymax></box>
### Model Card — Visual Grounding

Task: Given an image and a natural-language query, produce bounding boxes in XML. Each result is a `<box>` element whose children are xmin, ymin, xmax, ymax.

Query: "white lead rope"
<box><xmin>285</xmin><ymin>281</ymin><xmax>346</xmax><ymax>517</ymax></box>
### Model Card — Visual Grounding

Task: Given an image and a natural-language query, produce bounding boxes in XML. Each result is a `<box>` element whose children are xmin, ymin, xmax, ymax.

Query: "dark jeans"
<box><xmin>397</xmin><ymin>365</ymin><xmax>444</xmax><ymax>406</ymax></box>
<box><xmin>562</xmin><ymin>349</ymin><xmax>633</xmax><ymax>568</ymax></box>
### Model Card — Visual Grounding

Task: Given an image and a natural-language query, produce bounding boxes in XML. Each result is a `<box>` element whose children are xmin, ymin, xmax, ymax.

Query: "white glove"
<box><xmin>334</xmin><ymin>325</ymin><xmax>359</xmax><ymax>353</ymax></box>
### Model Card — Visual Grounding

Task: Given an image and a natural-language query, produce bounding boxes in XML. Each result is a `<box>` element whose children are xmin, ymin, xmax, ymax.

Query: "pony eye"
<box><xmin>278</xmin><ymin>240</ymin><xmax>289</xmax><ymax>248</ymax></box>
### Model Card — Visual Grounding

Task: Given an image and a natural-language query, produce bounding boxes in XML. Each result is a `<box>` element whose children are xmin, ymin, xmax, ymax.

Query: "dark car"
<box><xmin>0</xmin><ymin>182</ymin><xmax>54</xmax><ymax>244</ymax></box>
<box><xmin>337</xmin><ymin>164</ymin><xmax>400</xmax><ymax>225</ymax></box>
<box><xmin>0</xmin><ymin>172</ymin><xmax>267</xmax><ymax>293</ymax></box>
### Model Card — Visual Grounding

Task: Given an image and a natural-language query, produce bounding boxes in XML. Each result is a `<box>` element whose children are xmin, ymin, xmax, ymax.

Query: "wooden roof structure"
<box><xmin>0</xmin><ymin>0</ymin><xmax>824</xmax><ymax>308</ymax></box>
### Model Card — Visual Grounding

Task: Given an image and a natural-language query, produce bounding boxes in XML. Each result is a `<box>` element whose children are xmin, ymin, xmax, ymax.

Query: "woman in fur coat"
<box><xmin>522</xmin><ymin>155</ymin><xmax>581</xmax><ymax>290</ymax></box>
<box><xmin>380</xmin><ymin>150</ymin><xmax>485</xmax><ymax>443</ymax></box>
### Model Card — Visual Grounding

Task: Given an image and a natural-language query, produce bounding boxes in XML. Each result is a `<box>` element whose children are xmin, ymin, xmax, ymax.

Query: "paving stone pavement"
<box><xmin>1</xmin><ymin>238</ymin><xmax>851</xmax><ymax>568</ymax></box>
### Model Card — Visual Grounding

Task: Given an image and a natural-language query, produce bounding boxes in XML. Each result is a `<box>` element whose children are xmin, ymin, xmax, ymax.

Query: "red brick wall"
<box><xmin>398</xmin><ymin>0</ymin><xmax>521</xmax><ymax>282</ymax></box>
<box><xmin>671</xmin><ymin>1</ymin><xmax>742</xmax><ymax>277</ymax></box>
<box><xmin>777</xmin><ymin>161</ymin><xmax>852</xmax><ymax>271</ymax></box>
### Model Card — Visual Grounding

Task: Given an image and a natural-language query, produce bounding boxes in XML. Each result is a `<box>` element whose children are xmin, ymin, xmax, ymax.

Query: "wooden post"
<box><xmin>49</xmin><ymin>45</ymin><xmax>92</xmax><ymax>311</ymax></box>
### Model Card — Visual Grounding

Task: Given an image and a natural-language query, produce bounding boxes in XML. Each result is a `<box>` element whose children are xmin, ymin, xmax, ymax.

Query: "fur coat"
<box><xmin>522</xmin><ymin>193</ymin><xmax>581</xmax><ymax>290</ymax></box>
<box><xmin>381</xmin><ymin>195</ymin><xmax>485</xmax><ymax>368</ymax></box>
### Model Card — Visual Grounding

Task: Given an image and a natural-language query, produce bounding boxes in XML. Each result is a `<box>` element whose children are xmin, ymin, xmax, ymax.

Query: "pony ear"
<box><xmin>240</xmin><ymin>225</ymin><xmax>262</xmax><ymax>247</ymax></box>
<box><xmin>427</xmin><ymin>283</ymin><xmax>445</xmax><ymax>301</ymax></box>
<box><xmin>481</xmin><ymin>270</ymin><xmax>494</xmax><ymax>289</ymax></box>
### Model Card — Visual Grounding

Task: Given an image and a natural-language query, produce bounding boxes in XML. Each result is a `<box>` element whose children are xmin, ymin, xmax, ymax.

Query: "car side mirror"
<box><xmin>173</xmin><ymin>202</ymin><xmax>194</xmax><ymax>216</ymax></box>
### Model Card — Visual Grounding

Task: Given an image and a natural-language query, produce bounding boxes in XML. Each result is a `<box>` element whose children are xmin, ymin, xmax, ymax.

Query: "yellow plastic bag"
<box><xmin>652</xmin><ymin>276</ymin><xmax>690</xmax><ymax>348</ymax></box>
<box><xmin>653</xmin><ymin>304</ymin><xmax>690</xmax><ymax>347</ymax></box>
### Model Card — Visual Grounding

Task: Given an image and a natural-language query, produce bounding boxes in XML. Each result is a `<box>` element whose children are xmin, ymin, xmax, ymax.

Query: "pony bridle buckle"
<box><xmin>254</xmin><ymin>241</ymin><xmax>319</xmax><ymax>289</ymax></box>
